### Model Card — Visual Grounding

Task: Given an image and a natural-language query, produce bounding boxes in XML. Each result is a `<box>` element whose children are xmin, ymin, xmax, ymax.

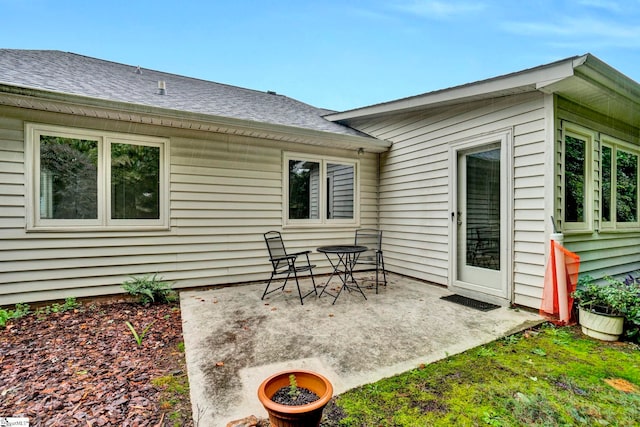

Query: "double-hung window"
<box><xmin>27</xmin><ymin>123</ymin><xmax>169</xmax><ymax>231</ymax></box>
<box><xmin>601</xmin><ymin>135</ymin><xmax>639</xmax><ymax>230</ymax></box>
<box><xmin>284</xmin><ymin>153</ymin><xmax>358</xmax><ymax>226</ymax></box>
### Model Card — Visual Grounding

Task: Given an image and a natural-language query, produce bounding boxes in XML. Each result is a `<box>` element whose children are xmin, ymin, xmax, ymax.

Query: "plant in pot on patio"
<box><xmin>257</xmin><ymin>369</ymin><xmax>333</xmax><ymax>427</ymax></box>
<box><xmin>572</xmin><ymin>275</ymin><xmax>640</xmax><ymax>341</ymax></box>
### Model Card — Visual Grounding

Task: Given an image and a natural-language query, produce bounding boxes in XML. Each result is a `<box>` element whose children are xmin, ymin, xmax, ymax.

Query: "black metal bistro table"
<box><xmin>317</xmin><ymin>245</ymin><xmax>368</xmax><ymax>304</ymax></box>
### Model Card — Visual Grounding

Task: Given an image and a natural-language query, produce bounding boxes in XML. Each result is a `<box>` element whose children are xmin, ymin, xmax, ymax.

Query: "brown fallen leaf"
<box><xmin>604</xmin><ymin>378</ymin><xmax>639</xmax><ymax>393</ymax></box>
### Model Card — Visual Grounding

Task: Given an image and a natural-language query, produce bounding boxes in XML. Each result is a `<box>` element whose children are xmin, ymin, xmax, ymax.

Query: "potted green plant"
<box><xmin>572</xmin><ymin>275</ymin><xmax>639</xmax><ymax>341</ymax></box>
<box><xmin>618</xmin><ymin>274</ymin><xmax>640</xmax><ymax>343</ymax></box>
<box><xmin>257</xmin><ymin>369</ymin><xmax>333</xmax><ymax>427</ymax></box>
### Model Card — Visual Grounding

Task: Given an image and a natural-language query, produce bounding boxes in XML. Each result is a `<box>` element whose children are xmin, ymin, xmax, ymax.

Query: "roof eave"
<box><xmin>567</xmin><ymin>54</ymin><xmax>640</xmax><ymax>105</ymax></box>
<box><xmin>0</xmin><ymin>83</ymin><xmax>390</xmax><ymax>153</ymax></box>
<box><xmin>326</xmin><ymin>54</ymin><xmax>587</xmax><ymax>122</ymax></box>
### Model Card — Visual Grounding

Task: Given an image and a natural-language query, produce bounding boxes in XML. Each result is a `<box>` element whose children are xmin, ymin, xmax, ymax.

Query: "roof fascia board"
<box><xmin>327</xmin><ymin>55</ymin><xmax>584</xmax><ymax>122</ymax></box>
<box><xmin>536</xmin><ymin>54</ymin><xmax>640</xmax><ymax>106</ymax></box>
<box><xmin>575</xmin><ymin>55</ymin><xmax>640</xmax><ymax>105</ymax></box>
<box><xmin>0</xmin><ymin>83</ymin><xmax>390</xmax><ymax>153</ymax></box>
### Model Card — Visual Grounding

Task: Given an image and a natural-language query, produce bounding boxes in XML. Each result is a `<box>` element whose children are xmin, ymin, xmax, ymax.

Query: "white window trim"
<box><xmin>561</xmin><ymin>123</ymin><xmax>594</xmax><ymax>233</ymax></box>
<box><xmin>283</xmin><ymin>152</ymin><xmax>359</xmax><ymax>227</ymax></box>
<box><xmin>600</xmin><ymin>134</ymin><xmax>640</xmax><ymax>231</ymax></box>
<box><xmin>26</xmin><ymin>123</ymin><xmax>170</xmax><ymax>232</ymax></box>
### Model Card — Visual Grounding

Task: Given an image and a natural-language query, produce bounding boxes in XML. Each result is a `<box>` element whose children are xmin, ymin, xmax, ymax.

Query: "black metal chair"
<box><xmin>353</xmin><ymin>228</ymin><xmax>387</xmax><ymax>293</ymax></box>
<box><xmin>262</xmin><ymin>231</ymin><xmax>317</xmax><ymax>304</ymax></box>
<box><xmin>471</xmin><ymin>227</ymin><xmax>500</xmax><ymax>270</ymax></box>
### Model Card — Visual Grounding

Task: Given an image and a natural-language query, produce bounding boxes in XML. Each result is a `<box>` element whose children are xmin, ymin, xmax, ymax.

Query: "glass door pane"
<box><xmin>465</xmin><ymin>148</ymin><xmax>500</xmax><ymax>271</ymax></box>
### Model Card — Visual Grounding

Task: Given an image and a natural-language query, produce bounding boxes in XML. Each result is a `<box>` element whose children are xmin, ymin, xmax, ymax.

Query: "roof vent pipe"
<box><xmin>158</xmin><ymin>80</ymin><xmax>166</xmax><ymax>95</ymax></box>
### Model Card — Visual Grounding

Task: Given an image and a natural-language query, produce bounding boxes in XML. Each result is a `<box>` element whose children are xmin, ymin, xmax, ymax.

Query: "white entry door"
<box><xmin>451</xmin><ymin>134</ymin><xmax>510</xmax><ymax>303</ymax></box>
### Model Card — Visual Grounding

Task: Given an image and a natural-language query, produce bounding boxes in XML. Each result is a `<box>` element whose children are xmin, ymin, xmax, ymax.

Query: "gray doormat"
<box><xmin>440</xmin><ymin>294</ymin><xmax>500</xmax><ymax>311</ymax></box>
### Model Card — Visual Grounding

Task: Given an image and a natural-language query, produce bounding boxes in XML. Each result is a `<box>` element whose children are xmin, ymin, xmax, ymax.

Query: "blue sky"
<box><xmin>2</xmin><ymin>0</ymin><xmax>640</xmax><ymax>111</ymax></box>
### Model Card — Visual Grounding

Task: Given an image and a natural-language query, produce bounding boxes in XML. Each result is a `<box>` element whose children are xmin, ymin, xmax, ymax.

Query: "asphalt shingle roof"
<box><xmin>0</xmin><ymin>49</ymin><xmax>364</xmax><ymax>137</ymax></box>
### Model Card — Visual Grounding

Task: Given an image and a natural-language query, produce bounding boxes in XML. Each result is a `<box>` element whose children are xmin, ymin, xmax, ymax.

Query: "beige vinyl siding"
<box><xmin>556</xmin><ymin>97</ymin><xmax>640</xmax><ymax>284</ymax></box>
<box><xmin>0</xmin><ymin>106</ymin><xmax>378</xmax><ymax>305</ymax></box>
<box><xmin>353</xmin><ymin>92</ymin><xmax>548</xmax><ymax>308</ymax></box>
<box><xmin>512</xmin><ymin>118</ymin><xmax>548</xmax><ymax>308</ymax></box>
<box><xmin>0</xmin><ymin>115</ymin><xmax>25</xmax><ymax>230</ymax></box>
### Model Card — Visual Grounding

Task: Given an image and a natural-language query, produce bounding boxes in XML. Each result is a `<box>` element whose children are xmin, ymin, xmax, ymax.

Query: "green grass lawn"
<box><xmin>323</xmin><ymin>325</ymin><xmax>640</xmax><ymax>426</ymax></box>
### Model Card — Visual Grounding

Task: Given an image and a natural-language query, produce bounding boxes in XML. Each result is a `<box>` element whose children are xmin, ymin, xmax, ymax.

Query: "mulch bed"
<box><xmin>0</xmin><ymin>300</ymin><xmax>192</xmax><ymax>426</ymax></box>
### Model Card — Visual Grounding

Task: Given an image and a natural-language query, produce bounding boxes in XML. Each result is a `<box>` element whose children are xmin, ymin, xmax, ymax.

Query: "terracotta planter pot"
<box><xmin>257</xmin><ymin>369</ymin><xmax>333</xmax><ymax>427</ymax></box>
<box><xmin>578</xmin><ymin>306</ymin><xmax>624</xmax><ymax>341</ymax></box>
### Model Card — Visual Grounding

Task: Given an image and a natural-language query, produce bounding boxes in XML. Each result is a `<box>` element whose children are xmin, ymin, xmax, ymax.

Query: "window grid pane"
<box><xmin>288</xmin><ymin>160</ymin><xmax>320</xmax><ymax>220</ymax></box>
<box><xmin>326</xmin><ymin>163</ymin><xmax>354</xmax><ymax>219</ymax></box>
<box><xmin>39</xmin><ymin>135</ymin><xmax>98</xmax><ymax>220</ymax></box>
<box><xmin>616</xmin><ymin>150</ymin><xmax>638</xmax><ymax>223</ymax></box>
<box><xmin>565</xmin><ymin>135</ymin><xmax>586</xmax><ymax>222</ymax></box>
<box><xmin>111</xmin><ymin>143</ymin><xmax>161</xmax><ymax>220</ymax></box>
<box><xmin>602</xmin><ymin>145</ymin><xmax>612</xmax><ymax>222</ymax></box>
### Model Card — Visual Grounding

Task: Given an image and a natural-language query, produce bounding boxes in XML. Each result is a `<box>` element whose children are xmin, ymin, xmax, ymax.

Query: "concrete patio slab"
<box><xmin>180</xmin><ymin>273</ymin><xmax>542</xmax><ymax>426</ymax></box>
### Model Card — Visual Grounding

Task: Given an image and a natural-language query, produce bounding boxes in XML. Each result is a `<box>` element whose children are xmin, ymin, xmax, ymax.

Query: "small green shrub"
<box><xmin>35</xmin><ymin>297</ymin><xmax>80</xmax><ymax>319</ymax></box>
<box><xmin>54</xmin><ymin>297</ymin><xmax>80</xmax><ymax>312</ymax></box>
<box><xmin>482</xmin><ymin>410</ymin><xmax>504</xmax><ymax>427</ymax></box>
<box><xmin>0</xmin><ymin>303</ymin><xmax>30</xmax><ymax>328</ymax></box>
<box><xmin>13</xmin><ymin>303</ymin><xmax>31</xmax><ymax>317</ymax></box>
<box><xmin>476</xmin><ymin>346</ymin><xmax>496</xmax><ymax>357</ymax></box>
<box><xmin>122</xmin><ymin>273</ymin><xmax>177</xmax><ymax>304</ymax></box>
<box><xmin>125</xmin><ymin>320</ymin><xmax>155</xmax><ymax>347</ymax></box>
<box><xmin>0</xmin><ymin>310</ymin><xmax>10</xmax><ymax>328</ymax></box>
<box><xmin>501</xmin><ymin>334</ymin><xmax>521</xmax><ymax>345</ymax></box>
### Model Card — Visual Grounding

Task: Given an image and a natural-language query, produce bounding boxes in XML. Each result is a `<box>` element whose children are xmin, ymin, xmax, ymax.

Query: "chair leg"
<box><xmin>293</xmin><ymin>269</ymin><xmax>318</xmax><ymax>305</ymax></box>
<box><xmin>261</xmin><ymin>272</ymin><xmax>288</xmax><ymax>300</ymax></box>
<box><xmin>297</xmin><ymin>253</ymin><xmax>317</xmax><ymax>304</ymax></box>
<box><xmin>375</xmin><ymin>260</ymin><xmax>379</xmax><ymax>294</ymax></box>
<box><xmin>305</xmin><ymin>252</ymin><xmax>318</xmax><ymax>297</ymax></box>
<box><xmin>293</xmin><ymin>269</ymin><xmax>304</xmax><ymax>305</ymax></box>
<box><xmin>379</xmin><ymin>253</ymin><xmax>387</xmax><ymax>288</ymax></box>
<box><xmin>261</xmin><ymin>273</ymin><xmax>275</xmax><ymax>300</ymax></box>
<box><xmin>309</xmin><ymin>269</ymin><xmax>318</xmax><ymax>296</ymax></box>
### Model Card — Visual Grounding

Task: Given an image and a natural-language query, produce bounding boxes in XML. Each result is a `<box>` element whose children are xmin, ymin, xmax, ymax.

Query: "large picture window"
<box><xmin>285</xmin><ymin>153</ymin><xmax>357</xmax><ymax>225</ymax></box>
<box><xmin>601</xmin><ymin>136</ymin><xmax>639</xmax><ymax>229</ymax></box>
<box><xmin>27</xmin><ymin>124</ymin><xmax>169</xmax><ymax>231</ymax></box>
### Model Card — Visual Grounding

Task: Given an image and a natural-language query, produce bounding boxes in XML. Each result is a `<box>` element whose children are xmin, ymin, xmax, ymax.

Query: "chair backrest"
<box><xmin>355</xmin><ymin>229</ymin><xmax>382</xmax><ymax>263</ymax></box>
<box><xmin>264</xmin><ymin>231</ymin><xmax>288</xmax><ymax>270</ymax></box>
